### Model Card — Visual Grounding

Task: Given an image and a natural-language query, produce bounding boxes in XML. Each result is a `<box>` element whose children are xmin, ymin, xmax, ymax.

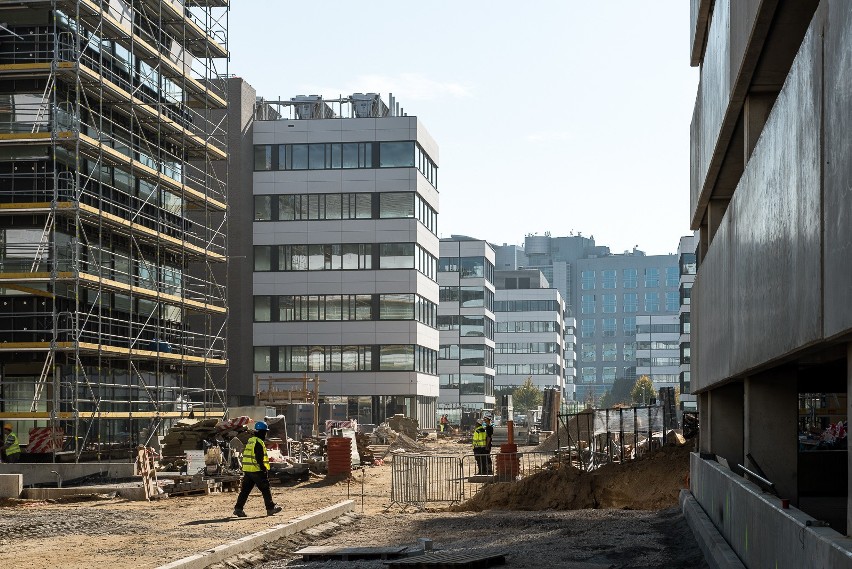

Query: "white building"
<box><xmin>437</xmin><ymin>237</ymin><xmax>496</xmax><ymax>422</ymax></box>
<box><xmin>493</xmin><ymin>270</ymin><xmax>567</xmax><ymax>401</ymax></box>
<box><xmin>249</xmin><ymin>94</ymin><xmax>440</xmax><ymax>428</ymax></box>
<box><xmin>677</xmin><ymin>234</ymin><xmax>697</xmax><ymax>411</ymax></box>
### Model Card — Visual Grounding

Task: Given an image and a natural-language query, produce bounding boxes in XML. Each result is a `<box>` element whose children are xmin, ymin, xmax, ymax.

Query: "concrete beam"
<box><xmin>708</xmin><ymin>381</ymin><xmax>744</xmax><ymax>469</ymax></box>
<box><xmin>0</xmin><ymin>474</ymin><xmax>22</xmax><ymax>498</ymax></box>
<box><xmin>155</xmin><ymin>500</ymin><xmax>355</xmax><ymax>569</ymax></box>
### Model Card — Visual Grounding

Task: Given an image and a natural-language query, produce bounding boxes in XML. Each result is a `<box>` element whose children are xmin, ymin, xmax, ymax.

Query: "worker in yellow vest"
<box><xmin>1</xmin><ymin>423</ymin><xmax>20</xmax><ymax>463</ymax></box>
<box><xmin>233</xmin><ymin>421</ymin><xmax>282</xmax><ymax>517</ymax></box>
<box><xmin>472</xmin><ymin>417</ymin><xmax>489</xmax><ymax>474</ymax></box>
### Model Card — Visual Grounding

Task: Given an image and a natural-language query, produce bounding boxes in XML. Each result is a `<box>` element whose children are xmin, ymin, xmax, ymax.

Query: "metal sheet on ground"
<box><xmin>296</xmin><ymin>545</ymin><xmax>409</xmax><ymax>561</ymax></box>
<box><xmin>384</xmin><ymin>551</ymin><xmax>507</xmax><ymax>568</ymax></box>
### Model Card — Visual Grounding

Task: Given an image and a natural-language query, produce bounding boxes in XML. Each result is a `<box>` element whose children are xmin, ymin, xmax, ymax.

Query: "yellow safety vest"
<box><xmin>4</xmin><ymin>432</ymin><xmax>20</xmax><ymax>456</ymax></box>
<box><xmin>241</xmin><ymin>436</ymin><xmax>269</xmax><ymax>472</ymax></box>
<box><xmin>472</xmin><ymin>426</ymin><xmax>487</xmax><ymax>448</ymax></box>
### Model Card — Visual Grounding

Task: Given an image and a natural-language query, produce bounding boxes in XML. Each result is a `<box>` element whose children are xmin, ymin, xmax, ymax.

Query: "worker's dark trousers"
<box><xmin>474</xmin><ymin>447</ymin><xmax>489</xmax><ymax>474</ymax></box>
<box><xmin>235</xmin><ymin>471</ymin><xmax>275</xmax><ymax>511</ymax></box>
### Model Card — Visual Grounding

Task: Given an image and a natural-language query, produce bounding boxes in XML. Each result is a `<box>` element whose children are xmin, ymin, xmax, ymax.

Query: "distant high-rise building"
<box><xmin>437</xmin><ymin>237</ymin><xmax>496</xmax><ymax>422</ymax></box>
<box><xmin>493</xmin><ymin>236</ymin><xmax>678</xmax><ymax>403</ymax></box>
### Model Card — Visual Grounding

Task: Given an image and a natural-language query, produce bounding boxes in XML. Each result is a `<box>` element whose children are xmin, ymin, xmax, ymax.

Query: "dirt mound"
<box><xmin>454</xmin><ymin>443</ymin><xmax>691</xmax><ymax>512</ymax></box>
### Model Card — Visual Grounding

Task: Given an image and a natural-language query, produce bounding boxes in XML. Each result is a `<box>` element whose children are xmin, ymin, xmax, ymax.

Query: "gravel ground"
<box><xmin>249</xmin><ymin>507</ymin><xmax>708</xmax><ymax>569</ymax></box>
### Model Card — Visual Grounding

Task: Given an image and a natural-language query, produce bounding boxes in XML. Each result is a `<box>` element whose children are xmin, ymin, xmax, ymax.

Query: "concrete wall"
<box><xmin>690</xmin><ymin>454</ymin><xmax>852</xmax><ymax>568</ymax></box>
<box><xmin>0</xmin><ymin>462</ymin><xmax>135</xmax><ymax>487</ymax></box>
<box><xmin>694</xmin><ymin>10</ymin><xmax>823</xmax><ymax>390</ymax></box>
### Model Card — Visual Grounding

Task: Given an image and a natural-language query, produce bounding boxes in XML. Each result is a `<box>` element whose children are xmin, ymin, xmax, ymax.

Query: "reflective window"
<box><xmin>581</xmin><ymin>270</ymin><xmax>595</xmax><ymax>290</ymax></box>
<box><xmin>439</xmin><ymin>257</ymin><xmax>460</xmax><ymax>272</ymax></box>
<box><xmin>254</xmin><ymin>195</ymin><xmax>272</xmax><ymax>221</ymax></box>
<box><xmin>602</xmin><ymin>270</ymin><xmax>617</xmax><ymax>289</ymax></box>
<box><xmin>380</xmin><ymin>293</ymin><xmax>415</xmax><ymax>320</ymax></box>
<box><xmin>254</xmin><ymin>296</ymin><xmax>272</xmax><ymax>322</ymax></box>
<box><xmin>623</xmin><ymin>317</ymin><xmax>636</xmax><ymax>336</ymax></box>
<box><xmin>666</xmin><ymin>291</ymin><xmax>679</xmax><ymax>312</ymax></box>
<box><xmin>379</xmin><ymin>141</ymin><xmax>415</xmax><ymax>167</ymax></box>
<box><xmin>254</xmin><ymin>246</ymin><xmax>272</xmax><ymax>271</ymax></box>
<box><xmin>603</xmin><ymin>318</ymin><xmax>617</xmax><ymax>337</ymax></box>
<box><xmin>380</xmin><ymin>192</ymin><xmax>415</xmax><ymax>218</ymax></box>
<box><xmin>665</xmin><ymin>266</ymin><xmax>679</xmax><ymax>287</ymax></box>
<box><xmin>602</xmin><ymin>294</ymin><xmax>616</xmax><ymax>313</ymax></box>
<box><xmin>581</xmin><ymin>319</ymin><xmax>595</xmax><ymax>338</ymax></box>
<box><xmin>582</xmin><ymin>367</ymin><xmax>596</xmax><ymax>383</ymax></box>
<box><xmin>581</xmin><ymin>344</ymin><xmax>596</xmax><ymax>362</ymax></box>
<box><xmin>380</xmin><ymin>344</ymin><xmax>414</xmax><ymax>370</ymax></box>
<box><xmin>254</xmin><ymin>347</ymin><xmax>271</xmax><ymax>372</ymax></box>
<box><xmin>380</xmin><ymin>243</ymin><xmax>415</xmax><ymax>269</ymax></box>
<box><xmin>602</xmin><ymin>343</ymin><xmax>617</xmax><ymax>361</ymax></box>
<box><xmin>254</xmin><ymin>145</ymin><xmax>272</xmax><ymax>171</ymax></box>
<box><xmin>623</xmin><ymin>293</ymin><xmax>638</xmax><ymax>313</ymax></box>
<box><xmin>623</xmin><ymin>342</ymin><xmax>636</xmax><ymax>361</ymax></box>
<box><xmin>581</xmin><ymin>295</ymin><xmax>596</xmax><ymax>314</ymax></box>
<box><xmin>602</xmin><ymin>367</ymin><xmax>617</xmax><ymax>382</ymax></box>
<box><xmin>644</xmin><ymin>268</ymin><xmax>660</xmax><ymax>287</ymax></box>
<box><xmin>623</xmin><ymin>268</ymin><xmax>638</xmax><ymax>289</ymax></box>
<box><xmin>644</xmin><ymin>292</ymin><xmax>660</xmax><ymax>312</ymax></box>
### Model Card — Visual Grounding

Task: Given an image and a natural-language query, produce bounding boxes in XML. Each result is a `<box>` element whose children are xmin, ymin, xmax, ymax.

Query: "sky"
<box><xmin>228</xmin><ymin>1</ymin><xmax>698</xmax><ymax>256</ymax></box>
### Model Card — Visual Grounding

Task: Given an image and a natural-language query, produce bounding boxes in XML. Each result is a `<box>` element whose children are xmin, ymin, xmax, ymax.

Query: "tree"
<box><xmin>598</xmin><ymin>390</ymin><xmax>612</xmax><ymax>409</ymax></box>
<box><xmin>607</xmin><ymin>375</ymin><xmax>634</xmax><ymax>406</ymax></box>
<box><xmin>512</xmin><ymin>377</ymin><xmax>543</xmax><ymax>412</ymax></box>
<box><xmin>631</xmin><ymin>375</ymin><xmax>655</xmax><ymax>405</ymax></box>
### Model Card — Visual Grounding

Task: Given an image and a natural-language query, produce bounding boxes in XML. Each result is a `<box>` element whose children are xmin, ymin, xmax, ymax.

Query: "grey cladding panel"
<box><xmin>823</xmin><ymin>1</ymin><xmax>852</xmax><ymax>338</ymax></box>
<box><xmin>695</xmin><ymin>19</ymin><xmax>823</xmax><ymax>388</ymax></box>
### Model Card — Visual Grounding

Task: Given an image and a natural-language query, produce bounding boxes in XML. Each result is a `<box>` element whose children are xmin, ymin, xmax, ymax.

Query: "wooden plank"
<box><xmin>385</xmin><ymin>551</ymin><xmax>507</xmax><ymax>568</ymax></box>
<box><xmin>297</xmin><ymin>546</ymin><xmax>409</xmax><ymax>561</ymax></box>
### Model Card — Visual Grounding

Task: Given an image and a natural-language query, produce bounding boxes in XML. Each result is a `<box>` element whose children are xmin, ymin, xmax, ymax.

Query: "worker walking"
<box><xmin>1</xmin><ymin>423</ymin><xmax>20</xmax><ymax>463</ymax></box>
<box><xmin>233</xmin><ymin>421</ymin><xmax>282</xmax><ymax>517</ymax></box>
<box><xmin>472</xmin><ymin>417</ymin><xmax>489</xmax><ymax>474</ymax></box>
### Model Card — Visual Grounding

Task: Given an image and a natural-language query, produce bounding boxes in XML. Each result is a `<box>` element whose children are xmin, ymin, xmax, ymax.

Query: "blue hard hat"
<box><xmin>254</xmin><ymin>421</ymin><xmax>268</xmax><ymax>431</ymax></box>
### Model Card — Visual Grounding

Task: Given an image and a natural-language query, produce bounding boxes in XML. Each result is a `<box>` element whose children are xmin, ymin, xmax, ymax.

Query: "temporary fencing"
<box><xmin>390</xmin><ymin>450</ymin><xmax>554</xmax><ymax>508</ymax></box>
<box><xmin>555</xmin><ymin>406</ymin><xmax>679</xmax><ymax>471</ymax></box>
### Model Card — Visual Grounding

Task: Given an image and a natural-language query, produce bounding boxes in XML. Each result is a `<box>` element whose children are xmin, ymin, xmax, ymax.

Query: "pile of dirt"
<box><xmin>454</xmin><ymin>443</ymin><xmax>691</xmax><ymax>512</ymax></box>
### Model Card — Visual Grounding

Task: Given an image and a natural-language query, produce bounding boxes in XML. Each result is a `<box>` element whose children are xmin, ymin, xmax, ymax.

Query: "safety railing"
<box><xmin>390</xmin><ymin>450</ymin><xmax>555</xmax><ymax>508</ymax></box>
<box><xmin>555</xmin><ymin>406</ymin><xmax>679</xmax><ymax>472</ymax></box>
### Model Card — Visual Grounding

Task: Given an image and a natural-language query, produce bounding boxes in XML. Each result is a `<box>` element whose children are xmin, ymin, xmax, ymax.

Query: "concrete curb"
<box><xmin>680</xmin><ymin>489</ymin><xmax>746</xmax><ymax>569</ymax></box>
<box><xmin>155</xmin><ymin>499</ymin><xmax>355</xmax><ymax>569</ymax></box>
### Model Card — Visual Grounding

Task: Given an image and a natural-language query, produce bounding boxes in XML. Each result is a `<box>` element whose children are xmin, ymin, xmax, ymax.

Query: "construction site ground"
<box><xmin>0</xmin><ymin>438</ymin><xmax>707</xmax><ymax>569</ymax></box>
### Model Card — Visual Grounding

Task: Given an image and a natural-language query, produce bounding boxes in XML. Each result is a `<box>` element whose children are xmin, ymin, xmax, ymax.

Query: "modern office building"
<box><xmin>248</xmin><ymin>93</ymin><xmax>440</xmax><ymax>429</ymax></box>
<box><xmin>437</xmin><ymin>237</ymin><xmax>495</xmax><ymax>422</ymax></box>
<box><xmin>492</xmin><ymin>235</ymin><xmax>679</xmax><ymax>404</ymax></box>
<box><xmin>688</xmin><ymin>0</ymin><xmax>851</xmax><ymax>562</ymax></box>
<box><xmin>0</xmin><ymin>0</ymin><xmax>229</xmax><ymax>457</ymax></box>
<box><xmin>677</xmin><ymin>234</ymin><xmax>696</xmax><ymax>412</ymax></box>
<box><xmin>493</xmin><ymin>270</ymin><xmax>567</xmax><ymax>399</ymax></box>
<box><xmin>633</xmin><ymin>313</ymin><xmax>680</xmax><ymax>394</ymax></box>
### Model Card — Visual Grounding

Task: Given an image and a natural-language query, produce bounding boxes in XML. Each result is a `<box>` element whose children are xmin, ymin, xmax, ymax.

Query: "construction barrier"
<box><xmin>390</xmin><ymin>451</ymin><xmax>554</xmax><ymax>508</ymax></box>
<box><xmin>27</xmin><ymin>427</ymin><xmax>64</xmax><ymax>453</ymax></box>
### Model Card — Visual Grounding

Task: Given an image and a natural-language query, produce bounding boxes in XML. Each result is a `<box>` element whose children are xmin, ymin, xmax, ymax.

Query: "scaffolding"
<box><xmin>0</xmin><ymin>0</ymin><xmax>228</xmax><ymax>461</ymax></box>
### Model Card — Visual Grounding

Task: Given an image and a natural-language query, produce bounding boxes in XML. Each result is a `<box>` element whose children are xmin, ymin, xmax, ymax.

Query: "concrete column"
<box><xmin>744</xmin><ymin>368</ymin><xmax>798</xmax><ymax>504</ymax></box>
<box><xmin>708</xmin><ymin>381</ymin><xmax>744</xmax><ymax>468</ymax></box>
<box><xmin>707</xmin><ymin>199</ymin><xmax>729</xmax><ymax>244</ymax></box>
<box><xmin>744</xmin><ymin>92</ymin><xmax>778</xmax><ymax>164</ymax></box>
<box><xmin>698</xmin><ymin>392</ymin><xmax>710</xmax><ymax>453</ymax></box>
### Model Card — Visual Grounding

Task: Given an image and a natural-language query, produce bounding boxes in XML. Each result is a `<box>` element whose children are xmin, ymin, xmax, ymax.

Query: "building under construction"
<box><xmin>0</xmin><ymin>0</ymin><xmax>228</xmax><ymax>460</ymax></box>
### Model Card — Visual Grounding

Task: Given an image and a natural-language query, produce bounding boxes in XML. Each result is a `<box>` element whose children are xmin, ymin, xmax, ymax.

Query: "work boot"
<box><xmin>233</xmin><ymin>509</ymin><xmax>247</xmax><ymax>517</ymax></box>
<box><xmin>267</xmin><ymin>505</ymin><xmax>282</xmax><ymax>516</ymax></box>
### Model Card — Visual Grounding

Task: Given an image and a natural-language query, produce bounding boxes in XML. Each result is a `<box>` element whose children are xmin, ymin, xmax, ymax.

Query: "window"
<box><xmin>254</xmin><ymin>246</ymin><xmax>272</xmax><ymax>271</ymax></box>
<box><xmin>581</xmin><ymin>270</ymin><xmax>595</xmax><ymax>290</ymax></box>
<box><xmin>254</xmin><ymin>347</ymin><xmax>271</xmax><ymax>372</ymax></box>
<box><xmin>602</xmin><ymin>294</ymin><xmax>616</xmax><ymax>314</ymax></box>
<box><xmin>681</xmin><ymin>282</ymin><xmax>693</xmax><ymax>305</ymax></box>
<box><xmin>254</xmin><ymin>296</ymin><xmax>272</xmax><ymax>322</ymax></box>
<box><xmin>623</xmin><ymin>268</ymin><xmax>638</xmax><ymax>289</ymax></box>
<box><xmin>581</xmin><ymin>294</ymin><xmax>596</xmax><ymax>314</ymax></box>
<box><xmin>254</xmin><ymin>195</ymin><xmax>272</xmax><ymax>221</ymax></box>
<box><xmin>623</xmin><ymin>293</ymin><xmax>638</xmax><ymax>313</ymax></box>
<box><xmin>644</xmin><ymin>268</ymin><xmax>660</xmax><ymax>288</ymax></box>
<box><xmin>439</xmin><ymin>257</ymin><xmax>460</xmax><ymax>272</ymax></box>
<box><xmin>581</xmin><ymin>367</ymin><xmax>596</xmax><ymax>383</ymax></box>
<box><xmin>602</xmin><ymin>270</ymin><xmax>616</xmax><ymax>289</ymax></box>
<box><xmin>680</xmin><ymin>312</ymin><xmax>691</xmax><ymax>334</ymax></box>
<box><xmin>439</xmin><ymin>344</ymin><xmax>460</xmax><ymax>360</ymax></box>
<box><xmin>644</xmin><ymin>292</ymin><xmax>660</xmax><ymax>312</ymax></box>
<box><xmin>460</xmin><ymin>315</ymin><xmax>486</xmax><ymax>337</ymax></box>
<box><xmin>379</xmin><ymin>192</ymin><xmax>415</xmax><ymax>218</ymax></box>
<box><xmin>603</xmin><ymin>318</ymin><xmax>617</xmax><ymax>337</ymax></box>
<box><xmin>460</xmin><ymin>257</ymin><xmax>485</xmax><ymax>279</ymax></box>
<box><xmin>602</xmin><ymin>367</ymin><xmax>617</xmax><ymax>382</ymax></box>
<box><xmin>666</xmin><ymin>291</ymin><xmax>679</xmax><ymax>312</ymax></box>
<box><xmin>680</xmin><ymin>253</ymin><xmax>697</xmax><ymax>276</ymax></box>
<box><xmin>581</xmin><ymin>319</ymin><xmax>595</xmax><ymax>338</ymax></box>
<box><xmin>681</xmin><ymin>343</ymin><xmax>691</xmax><ymax>364</ymax></box>
<box><xmin>254</xmin><ymin>145</ymin><xmax>272</xmax><ymax>170</ymax></box>
<box><xmin>665</xmin><ymin>266</ymin><xmax>679</xmax><ymax>287</ymax></box>
<box><xmin>380</xmin><ymin>243</ymin><xmax>415</xmax><ymax>269</ymax></box>
<box><xmin>460</xmin><ymin>345</ymin><xmax>486</xmax><ymax>366</ymax></box>
<box><xmin>380</xmin><ymin>344</ymin><xmax>414</xmax><ymax>370</ymax></box>
<box><xmin>440</xmin><ymin>286</ymin><xmax>459</xmax><ymax>302</ymax></box>
<box><xmin>379</xmin><ymin>141</ymin><xmax>415</xmax><ymax>167</ymax></box>
<box><xmin>581</xmin><ymin>344</ymin><xmax>596</xmax><ymax>362</ymax></box>
<box><xmin>460</xmin><ymin>287</ymin><xmax>485</xmax><ymax>308</ymax></box>
<box><xmin>380</xmin><ymin>294</ymin><xmax>415</xmax><ymax>320</ymax></box>
<box><xmin>602</xmin><ymin>343</ymin><xmax>617</xmax><ymax>361</ymax></box>
<box><xmin>623</xmin><ymin>342</ymin><xmax>636</xmax><ymax>361</ymax></box>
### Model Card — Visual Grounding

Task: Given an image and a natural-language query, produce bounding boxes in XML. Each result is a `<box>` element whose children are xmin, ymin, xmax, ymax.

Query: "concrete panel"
<box><xmin>0</xmin><ymin>474</ymin><xmax>22</xmax><ymax>497</ymax></box>
<box><xmin>694</xmin><ymin>19</ymin><xmax>822</xmax><ymax>388</ymax></box>
<box><xmin>823</xmin><ymin>1</ymin><xmax>852</xmax><ymax>338</ymax></box>
<box><xmin>690</xmin><ymin>454</ymin><xmax>852</xmax><ymax>568</ymax></box>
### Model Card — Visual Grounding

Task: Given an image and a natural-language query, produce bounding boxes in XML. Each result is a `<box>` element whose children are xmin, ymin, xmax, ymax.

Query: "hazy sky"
<box><xmin>228</xmin><ymin>1</ymin><xmax>698</xmax><ymax>256</ymax></box>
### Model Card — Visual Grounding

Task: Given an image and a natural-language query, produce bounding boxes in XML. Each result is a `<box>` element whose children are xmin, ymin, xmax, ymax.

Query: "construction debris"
<box><xmin>159</xmin><ymin>417</ymin><xmax>252</xmax><ymax>472</ymax></box>
<box><xmin>387</xmin><ymin>415</ymin><xmax>420</xmax><ymax>439</ymax></box>
<box><xmin>371</xmin><ymin>422</ymin><xmax>428</xmax><ymax>458</ymax></box>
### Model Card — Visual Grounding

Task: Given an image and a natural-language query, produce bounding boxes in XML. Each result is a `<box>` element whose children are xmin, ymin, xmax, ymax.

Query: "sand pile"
<box><xmin>454</xmin><ymin>443</ymin><xmax>691</xmax><ymax>512</ymax></box>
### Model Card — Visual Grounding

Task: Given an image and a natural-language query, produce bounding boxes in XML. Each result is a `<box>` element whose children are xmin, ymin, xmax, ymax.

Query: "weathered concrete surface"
<box><xmin>681</xmin><ymin>489</ymin><xmax>746</xmax><ymax>569</ymax></box>
<box><xmin>0</xmin><ymin>462</ymin><xmax>135</xmax><ymax>487</ymax></box>
<box><xmin>0</xmin><ymin>474</ymin><xmax>22</xmax><ymax>498</ymax></box>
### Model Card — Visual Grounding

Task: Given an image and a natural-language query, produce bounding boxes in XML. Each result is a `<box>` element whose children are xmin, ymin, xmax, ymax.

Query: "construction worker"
<box><xmin>1</xmin><ymin>423</ymin><xmax>21</xmax><ymax>463</ymax></box>
<box><xmin>472</xmin><ymin>417</ymin><xmax>489</xmax><ymax>474</ymax></box>
<box><xmin>233</xmin><ymin>421</ymin><xmax>282</xmax><ymax>517</ymax></box>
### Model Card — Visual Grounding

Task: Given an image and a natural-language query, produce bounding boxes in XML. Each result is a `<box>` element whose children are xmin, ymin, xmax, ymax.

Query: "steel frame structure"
<box><xmin>0</xmin><ymin>0</ymin><xmax>228</xmax><ymax>461</ymax></box>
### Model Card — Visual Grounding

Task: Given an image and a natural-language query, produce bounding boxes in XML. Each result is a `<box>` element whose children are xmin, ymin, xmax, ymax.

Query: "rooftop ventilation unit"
<box><xmin>291</xmin><ymin>95</ymin><xmax>335</xmax><ymax>119</ymax></box>
<box><xmin>351</xmin><ymin>93</ymin><xmax>389</xmax><ymax>118</ymax></box>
